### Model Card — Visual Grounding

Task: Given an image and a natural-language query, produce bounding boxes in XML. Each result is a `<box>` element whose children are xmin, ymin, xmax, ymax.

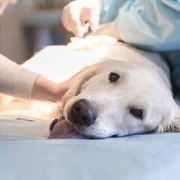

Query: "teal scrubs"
<box><xmin>100</xmin><ymin>0</ymin><xmax>180</xmax><ymax>101</ymax></box>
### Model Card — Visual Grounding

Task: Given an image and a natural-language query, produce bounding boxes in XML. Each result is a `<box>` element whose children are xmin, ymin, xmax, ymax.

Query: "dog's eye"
<box><xmin>109</xmin><ymin>72</ymin><xmax>120</xmax><ymax>83</ymax></box>
<box><xmin>129</xmin><ymin>108</ymin><xmax>144</xmax><ymax>120</ymax></box>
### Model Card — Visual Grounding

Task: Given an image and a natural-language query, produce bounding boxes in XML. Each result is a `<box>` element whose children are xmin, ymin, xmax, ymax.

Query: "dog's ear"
<box><xmin>157</xmin><ymin>103</ymin><xmax>180</xmax><ymax>132</ymax></box>
<box><xmin>61</xmin><ymin>65</ymin><xmax>101</xmax><ymax>107</ymax></box>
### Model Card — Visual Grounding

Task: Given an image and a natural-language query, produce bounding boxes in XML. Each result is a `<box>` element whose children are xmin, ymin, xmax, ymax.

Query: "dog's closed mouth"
<box><xmin>48</xmin><ymin>119</ymin><xmax>85</xmax><ymax>139</ymax></box>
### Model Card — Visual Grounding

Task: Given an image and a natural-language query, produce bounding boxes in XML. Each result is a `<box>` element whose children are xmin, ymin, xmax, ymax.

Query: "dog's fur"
<box><xmin>60</xmin><ymin>43</ymin><xmax>180</xmax><ymax>138</ymax></box>
<box><xmin>0</xmin><ymin>36</ymin><xmax>179</xmax><ymax>138</ymax></box>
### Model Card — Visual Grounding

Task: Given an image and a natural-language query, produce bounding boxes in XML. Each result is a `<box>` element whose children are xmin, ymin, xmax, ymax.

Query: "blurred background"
<box><xmin>0</xmin><ymin>0</ymin><xmax>73</xmax><ymax>64</ymax></box>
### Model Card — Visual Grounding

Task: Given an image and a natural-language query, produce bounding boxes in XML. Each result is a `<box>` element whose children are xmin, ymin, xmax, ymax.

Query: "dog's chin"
<box><xmin>72</xmin><ymin>124</ymin><xmax>114</xmax><ymax>139</ymax></box>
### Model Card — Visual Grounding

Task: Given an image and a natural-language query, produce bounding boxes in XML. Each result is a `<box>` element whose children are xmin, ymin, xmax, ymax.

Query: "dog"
<box><xmin>50</xmin><ymin>36</ymin><xmax>180</xmax><ymax>139</ymax></box>
<box><xmin>0</xmin><ymin>35</ymin><xmax>179</xmax><ymax>139</ymax></box>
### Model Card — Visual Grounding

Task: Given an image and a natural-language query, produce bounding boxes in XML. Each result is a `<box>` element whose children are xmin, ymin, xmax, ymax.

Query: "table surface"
<box><xmin>0</xmin><ymin>133</ymin><xmax>180</xmax><ymax>180</ymax></box>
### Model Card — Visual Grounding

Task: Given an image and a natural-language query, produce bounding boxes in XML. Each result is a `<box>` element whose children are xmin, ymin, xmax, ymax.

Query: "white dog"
<box><xmin>0</xmin><ymin>36</ymin><xmax>179</xmax><ymax>139</ymax></box>
<box><xmin>56</xmin><ymin>37</ymin><xmax>180</xmax><ymax>138</ymax></box>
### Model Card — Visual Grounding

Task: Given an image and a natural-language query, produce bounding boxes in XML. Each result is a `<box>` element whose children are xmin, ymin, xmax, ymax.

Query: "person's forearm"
<box><xmin>100</xmin><ymin>0</ymin><xmax>126</xmax><ymax>24</ymax></box>
<box><xmin>117</xmin><ymin>0</ymin><xmax>180</xmax><ymax>51</ymax></box>
<box><xmin>0</xmin><ymin>54</ymin><xmax>38</xmax><ymax>99</ymax></box>
<box><xmin>0</xmin><ymin>53</ymin><xmax>69</xmax><ymax>102</ymax></box>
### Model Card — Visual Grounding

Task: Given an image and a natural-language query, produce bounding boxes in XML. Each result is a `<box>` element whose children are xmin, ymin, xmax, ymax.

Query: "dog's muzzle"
<box><xmin>68</xmin><ymin>99</ymin><xmax>97</xmax><ymax>127</ymax></box>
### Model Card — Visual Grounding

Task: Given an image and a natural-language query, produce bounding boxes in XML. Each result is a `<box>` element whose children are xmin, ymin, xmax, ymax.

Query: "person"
<box><xmin>0</xmin><ymin>0</ymin><xmax>73</xmax><ymax>103</ymax></box>
<box><xmin>62</xmin><ymin>0</ymin><xmax>180</xmax><ymax>101</ymax></box>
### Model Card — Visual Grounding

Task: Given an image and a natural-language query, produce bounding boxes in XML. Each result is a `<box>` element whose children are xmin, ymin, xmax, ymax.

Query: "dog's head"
<box><xmin>59</xmin><ymin>59</ymin><xmax>180</xmax><ymax>138</ymax></box>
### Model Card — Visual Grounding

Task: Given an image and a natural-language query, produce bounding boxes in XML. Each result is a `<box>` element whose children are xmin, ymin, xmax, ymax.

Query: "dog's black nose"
<box><xmin>69</xmin><ymin>99</ymin><xmax>97</xmax><ymax>126</ymax></box>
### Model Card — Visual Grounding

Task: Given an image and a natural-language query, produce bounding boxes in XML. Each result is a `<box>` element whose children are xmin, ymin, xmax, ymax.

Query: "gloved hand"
<box><xmin>62</xmin><ymin>0</ymin><xmax>102</xmax><ymax>37</ymax></box>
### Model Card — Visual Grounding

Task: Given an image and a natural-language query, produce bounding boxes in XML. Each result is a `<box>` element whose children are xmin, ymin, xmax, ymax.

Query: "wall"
<box><xmin>0</xmin><ymin>2</ymin><xmax>36</xmax><ymax>63</ymax></box>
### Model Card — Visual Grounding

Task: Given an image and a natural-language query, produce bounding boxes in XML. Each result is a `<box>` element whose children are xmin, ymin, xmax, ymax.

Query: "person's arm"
<box><xmin>94</xmin><ymin>0</ymin><xmax>180</xmax><ymax>51</ymax></box>
<box><xmin>100</xmin><ymin>0</ymin><xmax>126</xmax><ymax>24</ymax></box>
<box><xmin>117</xmin><ymin>0</ymin><xmax>180</xmax><ymax>51</ymax></box>
<box><xmin>0</xmin><ymin>54</ymin><xmax>68</xmax><ymax>102</ymax></box>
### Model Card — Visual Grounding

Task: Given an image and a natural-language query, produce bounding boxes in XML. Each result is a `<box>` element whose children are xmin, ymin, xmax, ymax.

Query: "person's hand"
<box><xmin>31</xmin><ymin>76</ymin><xmax>68</xmax><ymax>103</ymax></box>
<box><xmin>31</xmin><ymin>66</ymin><xmax>94</xmax><ymax>103</ymax></box>
<box><xmin>91</xmin><ymin>20</ymin><xmax>121</xmax><ymax>40</ymax></box>
<box><xmin>62</xmin><ymin>0</ymin><xmax>102</xmax><ymax>37</ymax></box>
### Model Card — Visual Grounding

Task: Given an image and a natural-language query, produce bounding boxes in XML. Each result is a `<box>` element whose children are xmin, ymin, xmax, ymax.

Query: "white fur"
<box><xmin>62</xmin><ymin>42</ymin><xmax>180</xmax><ymax>138</ymax></box>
